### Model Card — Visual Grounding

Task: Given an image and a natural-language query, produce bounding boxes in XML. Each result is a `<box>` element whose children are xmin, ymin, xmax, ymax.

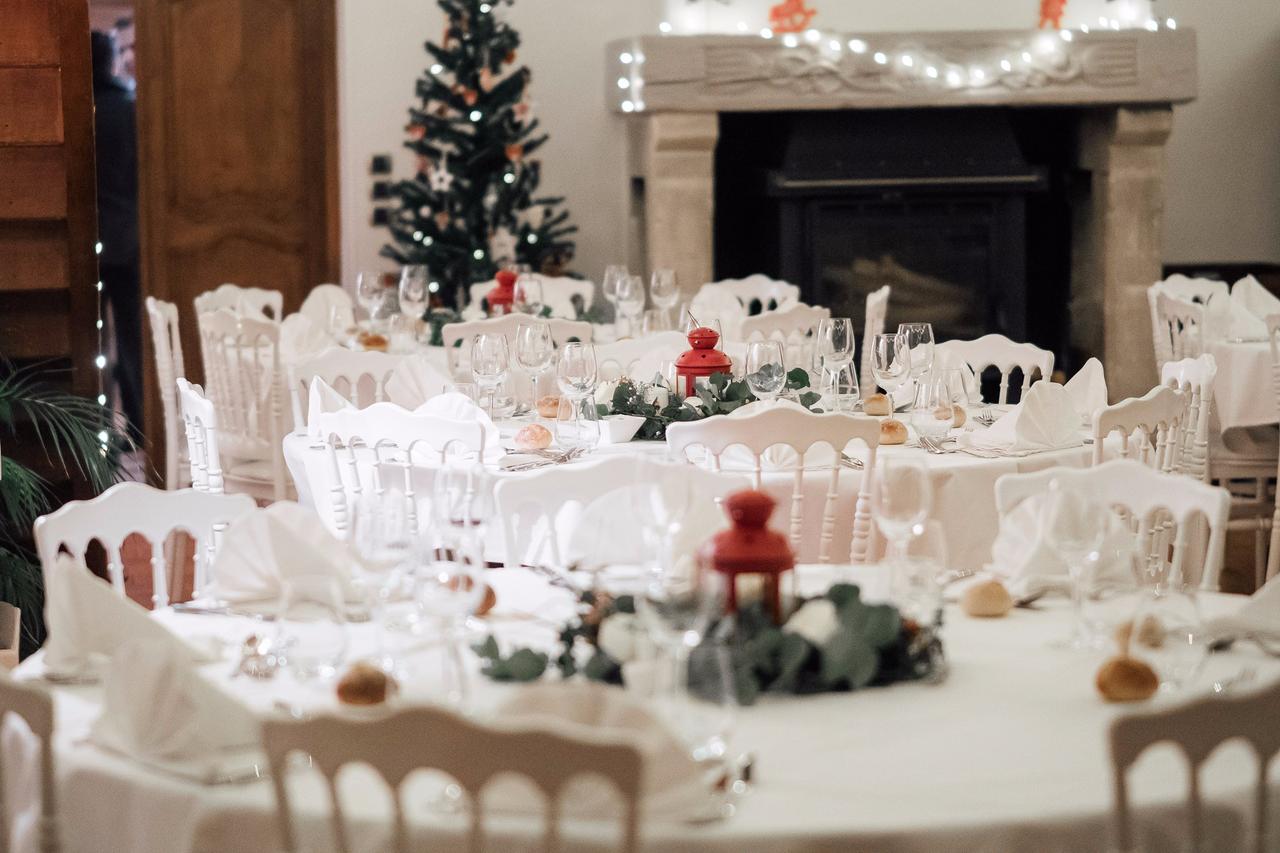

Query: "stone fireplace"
<box><xmin>607</xmin><ymin>28</ymin><xmax>1198</xmax><ymax>399</ymax></box>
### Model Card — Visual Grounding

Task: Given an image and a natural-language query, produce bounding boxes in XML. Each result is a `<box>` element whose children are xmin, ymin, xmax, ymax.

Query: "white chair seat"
<box><xmin>226</xmin><ymin>458</ymin><xmax>277</xmax><ymax>481</ymax></box>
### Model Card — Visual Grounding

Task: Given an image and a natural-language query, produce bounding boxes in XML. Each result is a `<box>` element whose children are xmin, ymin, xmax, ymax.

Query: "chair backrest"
<box><xmin>1091</xmin><ymin>384</ymin><xmax>1188</xmax><ymax>474</ymax></box>
<box><xmin>1161</xmin><ymin>355</ymin><xmax>1217</xmax><ymax>483</ymax></box>
<box><xmin>933</xmin><ymin>334</ymin><xmax>1054</xmax><ymax>405</ymax></box>
<box><xmin>1153</xmin><ymin>291</ymin><xmax>1206</xmax><ymax>371</ymax></box>
<box><xmin>696</xmin><ymin>275</ymin><xmax>800</xmax><ymax>314</ymax></box>
<box><xmin>262</xmin><ymin>705</ymin><xmax>643</xmax><ymax>853</ymax></box>
<box><xmin>594</xmin><ymin>332</ymin><xmax>687</xmax><ymax>382</ymax></box>
<box><xmin>299</xmin><ymin>284</ymin><xmax>354</xmax><ymax>331</ymax></box>
<box><xmin>32</xmin><ymin>482</ymin><xmax>255</xmax><ymax>607</ymax></box>
<box><xmin>993</xmin><ymin>458</ymin><xmax>1230</xmax><ymax>590</ymax></box>
<box><xmin>441</xmin><ymin>315</ymin><xmax>594</xmax><ymax>375</ymax></box>
<box><xmin>0</xmin><ymin>675</ymin><xmax>57</xmax><ymax>853</ymax></box>
<box><xmin>144</xmin><ymin>296</ymin><xmax>189</xmax><ymax>489</ymax></box>
<box><xmin>193</xmin><ymin>283</ymin><xmax>283</xmax><ymax>321</ymax></box>
<box><xmin>666</xmin><ymin>408</ymin><xmax>880</xmax><ymax>564</ymax></box>
<box><xmin>493</xmin><ymin>456</ymin><xmax>748</xmax><ymax>570</ymax></box>
<box><xmin>287</xmin><ymin>348</ymin><xmax>403</xmax><ymax>432</ymax></box>
<box><xmin>176</xmin><ymin>379</ymin><xmax>226</xmax><ymax>495</ymax></box>
<box><xmin>1110</xmin><ymin>677</ymin><xmax>1280</xmax><ymax>853</ymax></box>
<box><xmin>538</xmin><ymin>275</ymin><xmax>595</xmax><ymax>319</ymax></box>
<box><xmin>196</xmin><ymin>309</ymin><xmax>289</xmax><ymax>499</ymax></box>
<box><xmin>740</xmin><ymin>302</ymin><xmax>830</xmax><ymax>367</ymax></box>
<box><xmin>860</xmin><ymin>285</ymin><xmax>891</xmax><ymax>399</ymax></box>
<box><xmin>313</xmin><ymin>403</ymin><xmax>487</xmax><ymax>536</ymax></box>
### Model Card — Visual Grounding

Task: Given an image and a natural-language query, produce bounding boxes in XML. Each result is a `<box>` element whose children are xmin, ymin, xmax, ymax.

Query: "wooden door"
<box><xmin>134</xmin><ymin>0</ymin><xmax>338</xmax><ymax>473</ymax></box>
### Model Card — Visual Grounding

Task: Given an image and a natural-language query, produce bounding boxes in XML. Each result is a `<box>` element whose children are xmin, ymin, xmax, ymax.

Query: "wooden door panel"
<box><xmin>0</xmin><ymin>68</ymin><xmax>64</xmax><ymax>143</ymax></box>
<box><xmin>0</xmin><ymin>0</ymin><xmax>59</xmax><ymax>64</ymax></box>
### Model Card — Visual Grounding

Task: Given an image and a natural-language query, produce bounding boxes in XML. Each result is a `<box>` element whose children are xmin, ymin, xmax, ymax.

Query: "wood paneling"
<box><xmin>0</xmin><ymin>69</ymin><xmax>63</xmax><ymax>143</ymax></box>
<box><xmin>0</xmin><ymin>148</ymin><xmax>68</xmax><ymax>219</ymax></box>
<box><xmin>135</xmin><ymin>0</ymin><xmax>338</xmax><ymax>475</ymax></box>
<box><xmin>0</xmin><ymin>224</ymin><xmax>70</xmax><ymax>291</ymax></box>
<box><xmin>0</xmin><ymin>0</ymin><xmax>59</xmax><ymax>65</ymax></box>
<box><xmin>0</xmin><ymin>293</ymin><xmax>73</xmax><ymax>360</ymax></box>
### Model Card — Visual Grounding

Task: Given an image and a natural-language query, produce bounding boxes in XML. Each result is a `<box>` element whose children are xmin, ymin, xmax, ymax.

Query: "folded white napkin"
<box><xmin>414</xmin><ymin>392</ymin><xmax>501</xmax><ymax>461</ymax></box>
<box><xmin>207</xmin><ymin>502</ymin><xmax>355</xmax><ymax>606</ymax></box>
<box><xmin>965</xmin><ymin>381</ymin><xmax>1081</xmax><ymax>453</ymax></box>
<box><xmin>490</xmin><ymin>682</ymin><xmax>710</xmax><ymax>820</ymax></box>
<box><xmin>1231</xmin><ymin>275</ymin><xmax>1280</xmax><ymax>324</ymax></box>
<box><xmin>1206</xmin><ymin>290</ymin><xmax>1267</xmax><ymax>341</ymax></box>
<box><xmin>988</xmin><ymin>494</ymin><xmax>1136</xmax><ymax>597</ymax></box>
<box><xmin>42</xmin><ymin>555</ymin><xmax>212</xmax><ymax>678</ymax></box>
<box><xmin>90</xmin><ymin>638</ymin><xmax>259</xmax><ymax>771</ymax></box>
<box><xmin>563</xmin><ymin>486</ymin><xmax>730</xmax><ymax>571</ymax></box>
<box><xmin>306</xmin><ymin>376</ymin><xmax>355</xmax><ymax>439</ymax></box>
<box><xmin>299</xmin><ymin>285</ymin><xmax>355</xmax><ymax>331</ymax></box>
<box><xmin>1063</xmin><ymin>358</ymin><xmax>1108</xmax><ymax>424</ymax></box>
<box><xmin>384</xmin><ymin>355</ymin><xmax>452</xmax><ymax>409</ymax></box>
<box><xmin>279</xmin><ymin>314</ymin><xmax>333</xmax><ymax>362</ymax></box>
<box><xmin>1206</xmin><ymin>572</ymin><xmax>1280</xmax><ymax>640</ymax></box>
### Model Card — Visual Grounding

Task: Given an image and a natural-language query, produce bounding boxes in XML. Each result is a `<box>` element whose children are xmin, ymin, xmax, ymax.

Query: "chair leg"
<box><xmin>1269</xmin><ymin>505</ymin><xmax>1280</xmax><ymax>584</ymax></box>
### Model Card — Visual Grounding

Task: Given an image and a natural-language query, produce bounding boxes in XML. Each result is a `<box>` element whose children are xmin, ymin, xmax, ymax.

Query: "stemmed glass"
<box><xmin>274</xmin><ymin>576</ymin><xmax>348</xmax><ymax>682</ymax></box>
<box><xmin>817</xmin><ymin>317</ymin><xmax>858</xmax><ymax>412</ymax></box>
<box><xmin>642</xmin><ymin>309</ymin><xmax>668</xmax><ymax>336</ymax></box>
<box><xmin>744</xmin><ymin>340</ymin><xmax>786</xmax><ymax>403</ymax></box>
<box><xmin>873</xmin><ymin>457</ymin><xmax>933</xmax><ymax>605</ymax></box>
<box><xmin>350</xmin><ymin>491</ymin><xmax>416</xmax><ymax>673</ymax></box>
<box><xmin>556</xmin><ymin>342</ymin><xmax>600</xmax><ymax>451</ymax></box>
<box><xmin>1040</xmin><ymin>482</ymin><xmax>1106</xmax><ymax>650</ymax></box>
<box><xmin>870</xmin><ymin>332</ymin><xmax>912</xmax><ymax>414</ymax></box>
<box><xmin>470</xmin><ymin>333</ymin><xmax>509</xmax><ymax>420</ymax></box>
<box><xmin>513</xmin><ymin>273</ymin><xmax>544</xmax><ymax>316</ymax></box>
<box><xmin>898</xmin><ymin>323</ymin><xmax>935</xmax><ymax>383</ymax></box>
<box><xmin>650</xmin><ymin>268</ymin><xmax>679</xmax><ymax>327</ymax></box>
<box><xmin>616</xmin><ymin>275</ymin><xmax>647</xmax><ymax>339</ymax></box>
<box><xmin>416</xmin><ymin>542</ymin><xmax>486</xmax><ymax>707</ymax></box>
<box><xmin>602</xmin><ymin>265</ymin><xmax>628</xmax><ymax>333</ymax></box>
<box><xmin>900</xmin><ymin>521</ymin><xmax>947</xmax><ymax>624</ymax></box>
<box><xmin>683</xmin><ymin>311</ymin><xmax>725</xmax><ymax>352</ymax></box>
<box><xmin>515</xmin><ymin>320</ymin><xmax>554</xmax><ymax>412</ymax></box>
<box><xmin>356</xmin><ymin>271</ymin><xmax>389</xmax><ymax>330</ymax></box>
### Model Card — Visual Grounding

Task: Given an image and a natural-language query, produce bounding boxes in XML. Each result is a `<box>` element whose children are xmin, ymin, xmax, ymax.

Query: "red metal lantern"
<box><xmin>700</xmin><ymin>490</ymin><xmax>795</xmax><ymax>623</ymax></box>
<box><xmin>674</xmin><ymin>325</ymin><xmax>733</xmax><ymax>398</ymax></box>
<box><xmin>487</xmin><ymin>269</ymin><xmax>516</xmax><ymax>316</ymax></box>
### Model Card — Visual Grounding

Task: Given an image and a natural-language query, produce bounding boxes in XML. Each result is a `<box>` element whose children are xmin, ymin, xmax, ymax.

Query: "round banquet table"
<box><xmin>1206</xmin><ymin>339</ymin><xmax>1277</xmax><ymax>431</ymax></box>
<box><xmin>283</xmin><ymin>422</ymin><xmax>1101</xmax><ymax>571</ymax></box>
<box><xmin>14</xmin><ymin>566</ymin><xmax>1279</xmax><ymax>853</ymax></box>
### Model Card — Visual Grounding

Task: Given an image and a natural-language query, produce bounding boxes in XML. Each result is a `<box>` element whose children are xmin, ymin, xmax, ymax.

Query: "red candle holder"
<box><xmin>700</xmin><ymin>490</ymin><xmax>795</xmax><ymax>624</ymax></box>
<box><xmin>674</xmin><ymin>326</ymin><xmax>733</xmax><ymax>398</ymax></box>
<box><xmin>487</xmin><ymin>269</ymin><xmax>516</xmax><ymax>316</ymax></box>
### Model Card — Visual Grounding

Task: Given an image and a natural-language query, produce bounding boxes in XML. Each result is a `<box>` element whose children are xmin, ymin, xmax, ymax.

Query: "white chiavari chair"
<box><xmin>696</xmin><ymin>274</ymin><xmax>800</xmax><ymax>315</ymax></box>
<box><xmin>286</xmin><ymin>348</ymin><xmax>403</xmax><ymax>433</ymax></box>
<box><xmin>262</xmin><ymin>705</ymin><xmax>643</xmax><ymax>853</ymax></box>
<box><xmin>860</xmin><ymin>285</ymin><xmax>891</xmax><ymax>399</ymax></box>
<box><xmin>1147</xmin><ymin>275</ymin><xmax>1225</xmax><ymax>368</ymax></box>
<box><xmin>666</xmin><ymin>408</ymin><xmax>880</xmax><ymax>564</ymax></box>
<box><xmin>32</xmin><ymin>482</ymin><xmax>255</xmax><ymax>608</ymax></box>
<box><xmin>144</xmin><ymin>297</ymin><xmax>189</xmax><ymax>489</ymax></box>
<box><xmin>299</xmin><ymin>283</ymin><xmax>354</xmax><ymax>331</ymax></box>
<box><xmin>994</xmin><ymin>459</ymin><xmax>1230</xmax><ymax>590</ymax></box>
<box><xmin>740</xmin><ymin>302</ymin><xmax>830</xmax><ymax>368</ymax></box>
<box><xmin>493</xmin><ymin>456</ymin><xmax>748</xmax><ymax>571</ymax></box>
<box><xmin>1091</xmin><ymin>384</ymin><xmax>1187</xmax><ymax>473</ymax></box>
<box><xmin>441</xmin><ymin>314</ymin><xmax>593</xmax><ymax>377</ymax></box>
<box><xmin>176</xmin><ymin>379</ymin><xmax>226</xmax><ymax>495</ymax></box>
<box><xmin>1110</xmin><ymin>677</ymin><xmax>1280</xmax><ymax>853</ymax></box>
<box><xmin>197</xmin><ymin>309</ymin><xmax>291</xmax><ymax>501</ymax></box>
<box><xmin>193</xmin><ymin>283</ymin><xmax>283</xmax><ymax>321</ymax></box>
<box><xmin>0</xmin><ymin>675</ymin><xmax>58</xmax><ymax>853</ymax></box>
<box><xmin>1161</xmin><ymin>355</ymin><xmax>1216</xmax><ymax>483</ymax></box>
<box><xmin>594</xmin><ymin>332</ymin><xmax>687</xmax><ymax>383</ymax></box>
<box><xmin>311</xmin><ymin>404</ymin><xmax>487</xmax><ymax>537</ymax></box>
<box><xmin>1152</xmin><ymin>291</ymin><xmax>1207</xmax><ymax>372</ymax></box>
<box><xmin>934</xmin><ymin>334</ymin><xmax>1054</xmax><ymax>405</ymax></box>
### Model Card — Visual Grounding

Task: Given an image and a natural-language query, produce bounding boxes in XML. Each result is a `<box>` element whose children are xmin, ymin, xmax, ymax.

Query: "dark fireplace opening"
<box><xmin>714</xmin><ymin>107</ymin><xmax>1082</xmax><ymax>370</ymax></box>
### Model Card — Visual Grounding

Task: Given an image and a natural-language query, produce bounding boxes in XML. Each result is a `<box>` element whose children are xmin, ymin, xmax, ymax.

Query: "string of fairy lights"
<box><xmin>93</xmin><ymin>241</ymin><xmax>109</xmax><ymax>451</ymax></box>
<box><xmin>617</xmin><ymin>14</ymin><xmax>1179</xmax><ymax>113</ymax></box>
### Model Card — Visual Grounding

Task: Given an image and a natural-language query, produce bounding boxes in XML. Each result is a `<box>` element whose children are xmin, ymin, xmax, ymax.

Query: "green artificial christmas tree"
<box><xmin>381</xmin><ymin>0</ymin><xmax>577</xmax><ymax>307</ymax></box>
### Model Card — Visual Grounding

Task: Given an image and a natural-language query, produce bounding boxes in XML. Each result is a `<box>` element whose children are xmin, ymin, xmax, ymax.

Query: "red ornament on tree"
<box><xmin>700</xmin><ymin>490</ymin><xmax>795</xmax><ymax>624</ymax></box>
<box><xmin>407</xmin><ymin>124</ymin><xmax>426</xmax><ymax>141</ymax></box>
<box><xmin>487</xmin><ymin>269</ymin><xmax>517</xmax><ymax>316</ymax></box>
<box><xmin>768</xmin><ymin>0</ymin><xmax>817</xmax><ymax>34</ymax></box>
<box><xmin>674</xmin><ymin>324</ymin><xmax>733</xmax><ymax>398</ymax></box>
<box><xmin>505</xmin><ymin>143</ymin><xmax>524</xmax><ymax>162</ymax></box>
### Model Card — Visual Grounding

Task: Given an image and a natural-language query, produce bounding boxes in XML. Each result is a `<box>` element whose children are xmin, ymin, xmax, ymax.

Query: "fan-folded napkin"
<box><xmin>1206</xmin><ymin>290</ymin><xmax>1267</xmax><ymax>341</ymax></box>
<box><xmin>279</xmin><ymin>314</ymin><xmax>333</xmax><ymax>362</ymax></box>
<box><xmin>42</xmin><ymin>555</ymin><xmax>212</xmax><ymax>678</ymax></box>
<box><xmin>1063</xmin><ymin>358</ymin><xmax>1108</xmax><ymax>424</ymax></box>
<box><xmin>965</xmin><ymin>381</ymin><xmax>1080</xmax><ymax>453</ymax></box>
<box><xmin>1206</xmin><ymin>572</ymin><xmax>1280</xmax><ymax>641</ymax></box>
<box><xmin>415</xmin><ymin>393</ymin><xmax>502</xmax><ymax>461</ymax></box>
<box><xmin>1231</xmin><ymin>275</ymin><xmax>1280</xmax><ymax>324</ymax></box>
<box><xmin>207</xmin><ymin>501</ymin><xmax>355</xmax><ymax>606</ymax></box>
<box><xmin>384</xmin><ymin>355</ymin><xmax>452</xmax><ymax>409</ymax></box>
<box><xmin>306</xmin><ymin>376</ymin><xmax>353</xmax><ymax>439</ymax></box>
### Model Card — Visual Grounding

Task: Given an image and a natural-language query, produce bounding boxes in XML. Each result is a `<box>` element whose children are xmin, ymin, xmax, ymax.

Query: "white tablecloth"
<box><xmin>284</xmin><ymin>423</ymin><xmax>1098</xmax><ymax>571</ymax></box>
<box><xmin>13</xmin><ymin>567</ymin><xmax>1278</xmax><ymax>853</ymax></box>
<box><xmin>1207</xmin><ymin>340</ymin><xmax>1276</xmax><ymax>431</ymax></box>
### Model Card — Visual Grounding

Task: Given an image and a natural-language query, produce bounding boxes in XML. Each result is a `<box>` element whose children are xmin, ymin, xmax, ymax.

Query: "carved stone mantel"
<box><xmin>610</xmin><ymin>30</ymin><xmax>1198</xmax><ymax>398</ymax></box>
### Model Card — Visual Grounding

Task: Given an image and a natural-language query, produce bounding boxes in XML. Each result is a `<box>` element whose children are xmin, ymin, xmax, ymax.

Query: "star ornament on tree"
<box><xmin>428</xmin><ymin>154</ymin><xmax>455</xmax><ymax>192</ymax></box>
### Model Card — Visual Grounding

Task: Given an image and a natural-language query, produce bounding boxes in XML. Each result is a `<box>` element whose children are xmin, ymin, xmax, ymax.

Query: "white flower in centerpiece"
<box><xmin>594</xmin><ymin>379</ymin><xmax>620</xmax><ymax>408</ymax></box>
<box><xmin>597</xmin><ymin>613</ymin><xmax>643</xmax><ymax>663</ymax></box>
<box><xmin>683</xmin><ymin>396</ymin><xmax>706</xmax><ymax>412</ymax></box>
<box><xmin>643</xmin><ymin>384</ymin><xmax>670</xmax><ymax>409</ymax></box>
<box><xmin>785</xmin><ymin>599</ymin><xmax>839</xmax><ymax>647</ymax></box>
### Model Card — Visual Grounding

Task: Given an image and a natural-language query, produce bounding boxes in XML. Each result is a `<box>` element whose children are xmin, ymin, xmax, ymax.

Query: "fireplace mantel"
<box><xmin>609</xmin><ymin>29</ymin><xmax>1199</xmax><ymax>398</ymax></box>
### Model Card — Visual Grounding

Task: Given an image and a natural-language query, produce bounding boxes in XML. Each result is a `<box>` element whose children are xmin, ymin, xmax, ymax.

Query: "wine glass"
<box><xmin>515</xmin><ymin>320</ymin><xmax>554</xmax><ymax>410</ymax></box>
<box><xmin>870</xmin><ymin>332</ymin><xmax>912</xmax><ymax>407</ymax></box>
<box><xmin>470</xmin><ymin>333</ymin><xmax>510</xmax><ymax>420</ymax></box>
<box><xmin>514</xmin><ymin>273</ymin><xmax>544</xmax><ymax>316</ymax></box>
<box><xmin>432</xmin><ymin>463</ymin><xmax>495</xmax><ymax>546</ymax></box>
<box><xmin>602</xmin><ymin>265</ymin><xmax>628</xmax><ymax>331</ymax></box>
<box><xmin>416</xmin><ymin>544</ymin><xmax>487</xmax><ymax>707</ymax></box>
<box><xmin>650</xmin><ymin>268</ymin><xmax>679</xmax><ymax>326</ymax></box>
<box><xmin>744</xmin><ymin>340</ymin><xmax>786</xmax><ymax>403</ymax></box>
<box><xmin>898</xmin><ymin>323</ymin><xmax>935</xmax><ymax>382</ymax></box>
<box><xmin>683</xmin><ymin>311</ymin><xmax>724</xmax><ymax>352</ymax></box>
<box><xmin>274</xmin><ymin>576</ymin><xmax>348</xmax><ymax>682</ymax></box>
<box><xmin>873</xmin><ymin>457</ymin><xmax>933</xmax><ymax>600</ymax></box>
<box><xmin>556</xmin><ymin>342</ymin><xmax>600</xmax><ymax>451</ymax></box>
<box><xmin>356</xmin><ymin>271</ymin><xmax>388</xmax><ymax>328</ymax></box>
<box><xmin>940</xmin><ymin>367</ymin><xmax>975</xmax><ymax>427</ymax></box>
<box><xmin>616</xmin><ymin>275</ymin><xmax>647</xmax><ymax>338</ymax></box>
<box><xmin>638</xmin><ymin>560</ymin><xmax>727</xmax><ymax>717</ymax></box>
<box><xmin>910</xmin><ymin>372</ymin><xmax>957</xmax><ymax>443</ymax></box>
<box><xmin>350</xmin><ymin>491</ymin><xmax>416</xmax><ymax>672</ymax></box>
<box><xmin>398</xmin><ymin>265</ymin><xmax>430</xmax><ymax>329</ymax></box>
<box><xmin>817</xmin><ymin>317</ymin><xmax>857</xmax><ymax>412</ymax></box>
<box><xmin>900</xmin><ymin>521</ymin><xmax>947</xmax><ymax>624</ymax></box>
<box><xmin>642</xmin><ymin>308</ymin><xmax>668</xmax><ymax>336</ymax></box>
<box><xmin>1040</xmin><ymin>482</ymin><xmax>1107</xmax><ymax>650</ymax></box>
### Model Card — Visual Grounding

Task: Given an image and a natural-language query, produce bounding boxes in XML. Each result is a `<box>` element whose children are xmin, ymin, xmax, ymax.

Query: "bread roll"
<box><xmin>1095</xmin><ymin>656</ymin><xmax>1159</xmax><ymax>703</ymax></box>
<box><xmin>446</xmin><ymin>576</ymin><xmax>498</xmax><ymax>617</ymax></box>
<box><xmin>357</xmin><ymin>332</ymin><xmax>389</xmax><ymax>352</ymax></box>
<box><xmin>536</xmin><ymin>394</ymin><xmax>562</xmax><ymax>419</ymax></box>
<box><xmin>879</xmin><ymin>418</ymin><xmax>908</xmax><ymax>445</ymax></box>
<box><xmin>863</xmin><ymin>393</ymin><xmax>891</xmax><ymax>416</ymax></box>
<box><xmin>961</xmin><ymin>578</ymin><xmax>1013</xmax><ymax>618</ymax></box>
<box><xmin>336</xmin><ymin>661</ymin><xmax>398</xmax><ymax>706</ymax></box>
<box><xmin>514</xmin><ymin>423</ymin><xmax>553</xmax><ymax>451</ymax></box>
<box><xmin>952</xmin><ymin>405</ymin><xmax>967</xmax><ymax>427</ymax></box>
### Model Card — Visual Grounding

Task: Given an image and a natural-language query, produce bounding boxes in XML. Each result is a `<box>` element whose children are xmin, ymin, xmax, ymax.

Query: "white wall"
<box><xmin>338</xmin><ymin>1</ymin><xmax>1280</xmax><ymax>291</ymax></box>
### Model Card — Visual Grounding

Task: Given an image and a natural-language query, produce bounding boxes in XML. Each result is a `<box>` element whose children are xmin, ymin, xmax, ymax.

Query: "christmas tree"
<box><xmin>381</xmin><ymin>0</ymin><xmax>577</xmax><ymax>306</ymax></box>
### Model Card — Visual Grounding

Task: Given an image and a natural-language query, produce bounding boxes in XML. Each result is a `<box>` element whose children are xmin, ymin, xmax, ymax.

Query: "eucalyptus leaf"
<box><xmin>821</xmin><ymin>629</ymin><xmax>878</xmax><ymax>689</ymax></box>
<box><xmin>770</xmin><ymin>632</ymin><xmax>813</xmax><ymax>692</ymax></box>
<box><xmin>785</xmin><ymin>367</ymin><xmax>812</xmax><ymax>390</ymax></box>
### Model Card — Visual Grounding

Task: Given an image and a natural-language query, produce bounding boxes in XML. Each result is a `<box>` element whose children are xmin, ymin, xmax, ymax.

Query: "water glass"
<box><xmin>470</xmin><ymin>333</ymin><xmax>510</xmax><ymax>420</ymax></box>
<box><xmin>617</xmin><ymin>275</ymin><xmax>647</xmax><ymax>337</ymax></box>
<box><xmin>910</xmin><ymin>373</ymin><xmax>957</xmax><ymax>441</ymax></box>
<box><xmin>275</xmin><ymin>576</ymin><xmax>348</xmax><ymax>681</ymax></box>
<box><xmin>350</xmin><ymin>492</ymin><xmax>416</xmax><ymax>671</ymax></box>
<box><xmin>900</xmin><ymin>521</ymin><xmax>947</xmax><ymax>625</ymax></box>
<box><xmin>870</xmin><ymin>332</ymin><xmax>912</xmax><ymax>398</ymax></box>
<box><xmin>514</xmin><ymin>273</ymin><xmax>544</xmax><ymax>316</ymax></box>
<box><xmin>642</xmin><ymin>308</ymin><xmax>669</xmax><ymax>336</ymax></box>
<box><xmin>416</xmin><ymin>546</ymin><xmax>487</xmax><ymax>706</ymax></box>
<box><xmin>1040</xmin><ymin>483</ymin><xmax>1106</xmax><ymax>650</ymax></box>
<box><xmin>873</xmin><ymin>457</ymin><xmax>933</xmax><ymax>567</ymax></box>
<box><xmin>679</xmin><ymin>639</ymin><xmax>738</xmax><ymax>763</ymax></box>
<box><xmin>398</xmin><ymin>265</ymin><xmax>430</xmax><ymax>327</ymax></box>
<box><xmin>356</xmin><ymin>271</ymin><xmax>389</xmax><ymax>327</ymax></box>
<box><xmin>556</xmin><ymin>341</ymin><xmax>597</xmax><ymax>400</ymax></box>
<box><xmin>603</xmin><ymin>264</ymin><xmax>628</xmax><ymax>331</ymax></box>
<box><xmin>515</xmin><ymin>320</ymin><xmax>554</xmax><ymax>405</ymax></box>
<box><xmin>639</xmin><ymin>562</ymin><xmax>726</xmax><ymax>716</ymax></box>
<box><xmin>744</xmin><ymin>340</ymin><xmax>786</xmax><ymax>403</ymax></box>
<box><xmin>898</xmin><ymin>323</ymin><xmax>935</xmax><ymax>381</ymax></box>
<box><xmin>650</xmin><ymin>268</ymin><xmax>679</xmax><ymax>322</ymax></box>
<box><xmin>817</xmin><ymin>317</ymin><xmax>855</xmax><ymax>366</ymax></box>
<box><xmin>1126</xmin><ymin>582</ymin><xmax>1205</xmax><ymax>693</ymax></box>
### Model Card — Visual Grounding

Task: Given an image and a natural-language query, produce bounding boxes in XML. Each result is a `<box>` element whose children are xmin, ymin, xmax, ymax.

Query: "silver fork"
<box><xmin>839</xmin><ymin>452</ymin><xmax>864</xmax><ymax>470</ymax></box>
